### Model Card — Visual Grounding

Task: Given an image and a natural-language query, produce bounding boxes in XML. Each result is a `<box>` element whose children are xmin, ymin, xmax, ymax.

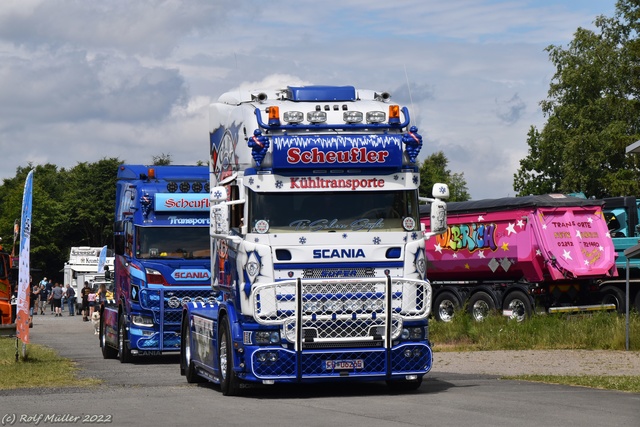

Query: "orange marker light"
<box><xmin>147</xmin><ymin>168</ymin><xmax>156</xmax><ymax>179</ymax></box>
<box><xmin>389</xmin><ymin>105</ymin><xmax>400</xmax><ymax>120</ymax></box>
<box><xmin>268</xmin><ymin>106</ymin><xmax>280</xmax><ymax>126</ymax></box>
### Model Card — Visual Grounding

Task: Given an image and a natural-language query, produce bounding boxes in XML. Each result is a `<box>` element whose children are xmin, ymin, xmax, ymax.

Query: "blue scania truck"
<box><xmin>100</xmin><ymin>165</ymin><xmax>216</xmax><ymax>361</ymax></box>
<box><xmin>179</xmin><ymin>85</ymin><xmax>449</xmax><ymax>394</ymax></box>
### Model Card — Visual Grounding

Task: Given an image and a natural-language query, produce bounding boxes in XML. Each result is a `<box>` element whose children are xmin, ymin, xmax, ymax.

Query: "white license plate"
<box><xmin>325</xmin><ymin>359</ymin><xmax>364</xmax><ymax>370</ymax></box>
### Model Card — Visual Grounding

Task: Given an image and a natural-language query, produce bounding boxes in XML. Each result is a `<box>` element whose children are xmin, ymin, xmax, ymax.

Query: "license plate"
<box><xmin>325</xmin><ymin>359</ymin><xmax>364</xmax><ymax>370</ymax></box>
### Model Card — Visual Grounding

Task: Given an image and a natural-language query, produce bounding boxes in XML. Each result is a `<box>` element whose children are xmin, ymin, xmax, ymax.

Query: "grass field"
<box><xmin>430</xmin><ymin>311</ymin><xmax>640</xmax><ymax>393</ymax></box>
<box><xmin>0</xmin><ymin>338</ymin><xmax>99</xmax><ymax>390</ymax></box>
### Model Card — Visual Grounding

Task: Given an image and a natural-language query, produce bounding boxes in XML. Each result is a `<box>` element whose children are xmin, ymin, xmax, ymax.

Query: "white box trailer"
<box><xmin>62</xmin><ymin>246</ymin><xmax>114</xmax><ymax>310</ymax></box>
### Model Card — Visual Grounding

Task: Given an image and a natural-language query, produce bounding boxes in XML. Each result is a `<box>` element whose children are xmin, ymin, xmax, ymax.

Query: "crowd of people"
<box><xmin>27</xmin><ymin>277</ymin><xmax>108</xmax><ymax>324</ymax></box>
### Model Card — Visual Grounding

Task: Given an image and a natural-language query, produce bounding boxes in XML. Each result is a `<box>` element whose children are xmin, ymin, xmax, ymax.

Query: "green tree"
<box><xmin>514</xmin><ymin>1</ymin><xmax>640</xmax><ymax>198</ymax></box>
<box><xmin>0</xmin><ymin>159</ymin><xmax>121</xmax><ymax>280</ymax></box>
<box><xmin>61</xmin><ymin>158</ymin><xmax>120</xmax><ymax>248</ymax></box>
<box><xmin>419</xmin><ymin>151</ymin><xmax>470</xmax><ymax>202</ymax></box>
<box><xmin>152</xmin><ymin>153</ymin><xmax>172</xmax><ymax>165</ymax></box>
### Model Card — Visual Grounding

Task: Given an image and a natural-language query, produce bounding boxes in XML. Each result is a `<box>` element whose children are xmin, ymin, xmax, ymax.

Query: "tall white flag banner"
<box><xmin>16</xmin><ymin>170</ymin><xmax>33</xmax><ymax>345</ymax></box>
<box><xmin>97</xmin><ymin>245</ymin><xmax>107</xmax><ymax>274</ymax></box>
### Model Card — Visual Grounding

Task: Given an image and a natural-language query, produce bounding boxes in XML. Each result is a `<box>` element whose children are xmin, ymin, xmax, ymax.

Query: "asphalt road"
<box><xmin>1</xmin><ymin>310</ymin><xmax>638</xmax><ymax>427</ymax></box>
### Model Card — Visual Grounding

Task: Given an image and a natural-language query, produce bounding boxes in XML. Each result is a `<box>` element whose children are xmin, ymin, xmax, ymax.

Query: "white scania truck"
<box><xmin>179</xmin><ymin>85</ymin><xmax>448</xmax><ymax>395</ymax></box>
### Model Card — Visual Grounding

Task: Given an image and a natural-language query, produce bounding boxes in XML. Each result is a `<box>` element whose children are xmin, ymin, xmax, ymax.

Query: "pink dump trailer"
<box><xmin>420</xmin><ymin>194</ymin><xmax>618</xmax><ymax>321</ymax></box>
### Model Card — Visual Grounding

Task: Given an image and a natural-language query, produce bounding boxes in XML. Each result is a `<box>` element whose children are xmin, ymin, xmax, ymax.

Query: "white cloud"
<box><xmin>0</xmin><ymin>0</ymin><xmax>618</xmax><ymax>199</ymax></box>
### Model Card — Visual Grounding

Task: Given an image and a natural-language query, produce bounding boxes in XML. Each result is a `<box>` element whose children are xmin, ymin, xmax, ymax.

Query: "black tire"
<box><xmin>601</xmin><ymin>286</ymin><xmax>626</xmax><ymax>314</ymax></box>
<box><xmin>386</xmin><ymin>376</ymin><xmax>423</xmax><ymax>392</ymax></box>
<box><xmin>433</xmin><ymin>291</ymin><xmax>459</xmax><ymax>322</ymax></box>
<box><xmin>219</xmin><ymin>319</ymin><xmax>241</xmax><ymax>396</ymax></box>
<box><xmin>101</xmin><ymin>315</ymin><xmax>117</xmax><ymax>359</ymax></box>
<box><xmin>502</xmin><ymin>291</ymin><xmax>532</xmax><ymax>322</ymax></box>
<box><xmin>118</xmin><ymin>313</ymin><xmax>132</xmax><ymax>363</ymax></box>
<box><xmin>181</xmin><ymin>316</ymin><xmax>206</xmax><ymax>383</ymax></box>
<box><xmin>467</xmin><ymin>291</ymin><xmax>496</xmax><ymax>322</ymax></box>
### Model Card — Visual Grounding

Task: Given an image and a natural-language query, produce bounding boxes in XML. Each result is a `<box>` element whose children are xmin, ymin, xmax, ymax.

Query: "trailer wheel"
<box><xmin>181</xmin><ymin>316</ymin><xmax>206</xmax><ymax>383</ymax></box>
<box><xmin>219</xmin><ymin>319</ymin><xmax>241</xmax><ymax>396</ymax></box>
<box><xmin>101</xmin><ymin>316</ymin><xmax>117</xmax><ymax>359</ymax></box>
<box><xmin>467</xmin><ymin>291</ymin><xmax>496</xmax><ymax>322</ymax></box>
<box><xmin>503</xmin><ymin>291</ymin><xmax>532</xmax><ymax>322</ymax></box>
<box><xmin>118</xmin><ymin>313</ymin><xmax>132</xmax><ymax>363</ymax></box>
<box><xmin>386</xmin><ymin>376</ymin><xmax>423</xmax><ymax>392</ymax></box>
<box><xmin>433</xmin><ymin>292</ymin><xmax>459</xmax><ymax>322</ymax></box>
<box><xmin>601</xmin><ymin>286</ymin><xmax>625</xmax><ymax>314</ymax></box>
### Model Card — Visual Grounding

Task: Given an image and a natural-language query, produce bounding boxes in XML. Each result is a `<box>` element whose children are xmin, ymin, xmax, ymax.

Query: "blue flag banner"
<box><xmin>97</xmin><ymin>245</ymin><xmax>107</xmax><ymax>274</ymax></box>
<box><xmin>16</xmin><ymin>170</ymin><xmax>33</xmax><ymax>345</ymax></box>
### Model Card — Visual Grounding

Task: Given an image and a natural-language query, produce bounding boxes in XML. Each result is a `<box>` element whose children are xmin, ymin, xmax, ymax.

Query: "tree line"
<box><xmin>0</xmin><ymin>152</ymin><xmax>468</xmax><ymax>280</ymax></box>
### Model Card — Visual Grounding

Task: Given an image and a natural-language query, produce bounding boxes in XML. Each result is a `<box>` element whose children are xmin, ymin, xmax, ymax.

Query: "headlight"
<box><xmin>323</xmin><ymin>300</ymin><xmax>341</xmax><ymax>312</ymax></box>
<box><xmin>283</xmin><ymin>111</ymin><xmax>304</xmax><ymax>124</ymax></box>
<box><xmin>343</xmin><ymin>111</ymin><xmax>363</xmax><ymax>123</ymax></box>
<box><xmin>366</xmin><ymin>111</ymin><xmax>386</xmax><ymax>123</ymax></box>
<box><xmin>132</xmin><ymin>315</ymin><xmax>154</xmax><ymax>327</ymax></box>
<box><xmin>401</xmin><ymin>327</ymin><xmax>424</xmax><ymax>340</ymax></box>
<box><xmin>303</xmin><ymin>301</ymin><xmax>321</xmax><ymax>313</ymax></box>
<box><xmin>362</xmin><ymin>300</ymin><xmax>383</xmax><ymax>312</ymax></box>
<box><xmin>254</xmin><ymin>331</ymin><xmax>280</xmax><ymax>344</ymax></box>
<box><xmin>307</xmin><ymin>111</ymin><xmax>327</xmax><ymax>123</ymax></box>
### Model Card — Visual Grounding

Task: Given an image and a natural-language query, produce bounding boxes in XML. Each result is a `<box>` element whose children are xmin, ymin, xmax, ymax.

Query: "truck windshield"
<box><xmin>249</xmin><ymin>190</ymin><xmax>419</xmax><ymax>233</ymax></box>
<box><xmin>136</xmin><ymin>227</ymin><xmax>210</xmax><ymax>259</ymax></box>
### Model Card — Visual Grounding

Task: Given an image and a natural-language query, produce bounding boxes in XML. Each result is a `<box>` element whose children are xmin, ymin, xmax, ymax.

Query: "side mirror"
<box><xmin>432</xmin><ymin>183</ymin><xmax>450</xmax><ymax>199</ymax></box>
<box><xmin>210</xmin><ymin>186</ymin><xmax>228</xmax><ymax>202</ymax></box>
<box><xmin>430</xmin><ymin>199</ymin><xmax>447</xmax><ymax>235</ymax></box>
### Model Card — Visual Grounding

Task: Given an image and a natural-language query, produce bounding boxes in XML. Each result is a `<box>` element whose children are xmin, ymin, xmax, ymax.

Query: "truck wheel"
<box><xmin>467</xmin><ymin>291</ymin><xmax>496</xmax><ymax>322</ymax></box>
<box><xmin>433</xmin><ymin>292</ymin><xmax>459</xmax><ymax>322</ymax></box>
<box><xmin>601</xmin><ymin>286</ymin><xmax>625</xmax><ymax>314</ymax></box>
<box><xmin>503</xmin><ymin>291</ymin><xmax>532</xmax><ymax>322</ymax></box>
<box><xmin>181</xmin><ymin>316</ymin><xmax>206</xmax><ymax>383</ymax></box>
<box><xmin>219</xmin><ymin>319</ymin><xmax>241</xmax><ymax>396</ymax></box>
<box><xmin>386</xmin><ymin>376</ymin><xmax>423</xmax><ymax>392</ymax></box>
<box><xmin>118</xmin><ymin>313</ymin><xmax>132</xmax><ymax>363</ymax></box>
<box><xmin>101</xmin><ymin>316</ymin><xmax>117</xmax><ymax>359</ymax></box>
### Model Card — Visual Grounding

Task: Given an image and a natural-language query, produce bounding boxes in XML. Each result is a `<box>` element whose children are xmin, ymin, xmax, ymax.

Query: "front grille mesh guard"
<box><xmin>250</xmin><ymin>278</ymin><xmax>432</xmax><ymax>349</ymax></box>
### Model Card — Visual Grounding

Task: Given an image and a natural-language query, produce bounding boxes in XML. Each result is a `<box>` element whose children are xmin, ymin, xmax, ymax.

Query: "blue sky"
<box><xmin>0</xmin><ymin>0</ymin><xmax>618</xmax><ymax>199</ymax></box>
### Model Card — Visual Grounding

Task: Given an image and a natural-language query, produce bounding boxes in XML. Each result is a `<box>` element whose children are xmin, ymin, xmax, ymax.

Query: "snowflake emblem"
<box><xmin>299</xmin><ymin>237</ymin><xmax>307</xmax><ymax>245</ymax></box>
<box><xmin>373</xmin><ymin>236</ymin><xmax>381</xmax><ymax>245</ymax></box>
<box><xmin>393</xmin><ymin>175</ymin><xmax>399</xmax><ymax>181</ymax></box>
<box><xmin>213</xmin><ymin>190</ymin><xmax>223</xmax><ymax>199</ymax></box>
<box><xmin>254</xmin><ymin>238</ymin><xmax>259</xmax><ymax>243</ymax></box>
<box><xmin>342</xmin><ymin>233</ymin><xmax>348</xmax><ymax>239</ymax></box>
<box><xmin>411</xmin><ymin>231</ymin><xmax>418</xmax><ymax>240</ymax></box>
<box><xmin>412</xmin><ymin>175</ymin><xmax>419</xmax><ymax>185</ymax></box>
<box><xmin>248</xmin><ymin>177</ymin><xmax>254</xmax><ymax>185</ymax></box>
<box><xmin>275</xmin><ymin>180</ymin><xmax>283</xmax><ymax>189</ymax></box>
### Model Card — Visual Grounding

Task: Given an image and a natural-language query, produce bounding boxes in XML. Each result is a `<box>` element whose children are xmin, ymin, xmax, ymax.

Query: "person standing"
<box><xmin>87</xmin><ymin>289</ymin><xmax>97</xmax><ymax>319</ymax></box>
<box><xmin>65</xmin><ymin>284</ymin><xmax>76</xmax><ymax>316</ymax></box>
<box><xmin>29</xmin><ymin>280</ymin><xmax>40</xmax><ymax>321</ymax></box>
<box><xmin>50</xmin><ymin>283</ymin><xmax>64</xmax><ymax>317</ymax></box>
<box><xmin>38</xmin><ymin>283</ymin><xmax>48</xmax><ymax>315</ymax></box>
<box><xmin>81</xmin><ymin>281</ymin><xmax>91</xmax><ymax>322</ymax></box>
<box><xmin>46</xmin><ymin>279</ymin><xmax>54</xmax><ymax>313</ymax></box>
